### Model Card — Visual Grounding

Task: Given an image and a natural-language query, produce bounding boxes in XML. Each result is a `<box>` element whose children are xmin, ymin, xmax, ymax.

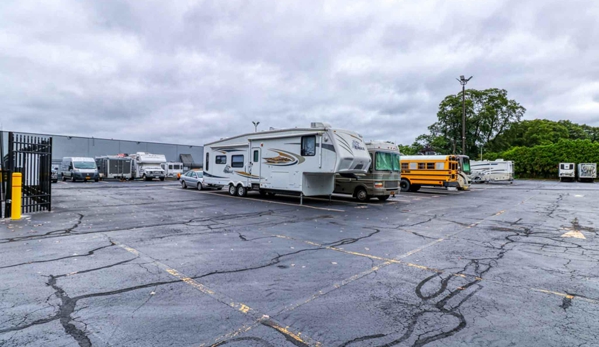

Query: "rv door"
<box><xmin>251</xmin><ymin>147</ymin><xmax>261</xmax><ymax>183</ymax></box>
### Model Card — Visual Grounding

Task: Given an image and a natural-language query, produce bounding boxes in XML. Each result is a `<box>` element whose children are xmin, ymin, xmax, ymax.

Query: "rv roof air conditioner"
<box><xmin>311</xmin><ymin>122</ymin><xmax>332</xmax><ymax>128</ymax></box>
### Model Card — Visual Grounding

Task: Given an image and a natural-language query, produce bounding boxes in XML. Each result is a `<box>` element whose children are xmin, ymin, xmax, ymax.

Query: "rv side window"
<box><xmin>301</xmin><ymin>136</ymin><xmax>316</xmax><ymax>156</ymax></box>
<box><xmin>401</xmin><ymin>163</ymin><xmax>408</xmax><ymax>170</ymax></box>
<box><xmin>418</xmin><ymin>163</ymin><xmax>426</xmax><ymax>170</ymax></box>
<box><xmin>409</xmin><ymin>163</ymin><xmax>417</xmax><ymax>169</ymax></box>
<box><xmin>206</xmin><ymin>153</ymin><xmax>209</xmax><ymax>171</ymax></box>
<box><xmin>231</xmin><ymin>155</ymin><xmax>244</xmax><ymax>168</ymax></box>
<box><xmin>253</xmin><ymin>150</ymin><xmax>259</xmax><ymax>162</ymax></box>
<box><xmin>215</xmin><ymin>156</ymin><xmax>226</xmax><ymax>164</ymax></box>
<box><xmin>427</xmin><ymin>163</ymin><xmax>435</xmax><ymax>170</ymax></box>
<box><xmin>169</xmin><ymin>165</ymin><xmax>173</xmax><ymax>170</ymax></box>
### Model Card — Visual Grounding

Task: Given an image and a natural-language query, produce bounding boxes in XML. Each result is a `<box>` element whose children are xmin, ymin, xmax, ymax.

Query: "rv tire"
<box><xmin>228</xmin><ymin>184</ymin><xmax>238</xmax><ymax>196</ymax></box>
<box><xmin>267</xmin><ymin>192</ymin><xmax>276</xmax><ymax>197</ymax></box>
<box><xmin>355</xmin><ymin>187</ymin><xmax>369</xmax><ymax>202</ymax></box>
<box><xmin>378</xmin><ymin>195</ymin><xmax>390</xmax><ymax>201</ymax></box>
<box><xmin>259</xmin><ymin>190</ymin><xmax>266</xmax><ymax>197</ymax></box>
<box><xmin>237</xmin><ymin>185</ymin><xmax>248</xmax><ymax>197</ymax></box>
<box><xmin>400</xmin><ymin>179</ymin><xmax>410</xmax><ymax>192</ymax></box>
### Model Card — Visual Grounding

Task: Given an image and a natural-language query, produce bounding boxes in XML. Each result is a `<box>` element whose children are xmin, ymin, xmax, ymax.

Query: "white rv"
<box><xmin>203</xmin><ymin>122</ymin><xmax>371</xmax><ymax>199</ymax></box>
<box><xmin>577</xmin><ymin>163</ymin><xmax>597</xmax><ymax>182</ymax></box>
<box><xmin>130</xmin><ymin>152</ymin><xmax>167</xmax><ymax>181</ymax></box>
<box><xmin>161</xmin><ymin>162</ymin><xmax>184</xmax><ymax>179</ymax></box>
<box><xmin>559</xmin><ymin>163</ymin><xmax>575</xmax><ymax>182</ymax></box>
<box><xmin>470</xmin><ymin>159</ymin><xmax>514</xmax><ymax>183</ymax></box>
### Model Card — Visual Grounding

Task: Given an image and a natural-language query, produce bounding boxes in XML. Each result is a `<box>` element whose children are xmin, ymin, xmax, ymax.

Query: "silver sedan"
<box><xmin>180</xmin><ymin>170</ymin><xmax>205</xmax><ymax>190</ymax></box>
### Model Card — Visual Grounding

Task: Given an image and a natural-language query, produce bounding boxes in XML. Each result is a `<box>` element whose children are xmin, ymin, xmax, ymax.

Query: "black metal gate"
<box><xmin>1</xmin><ymin>132</ymin><xmax>53</xmax><ymax>218</ymax></box>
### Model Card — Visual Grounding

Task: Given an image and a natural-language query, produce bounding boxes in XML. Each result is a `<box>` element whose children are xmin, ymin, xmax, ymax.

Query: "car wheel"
<box><xmin>355</xmin><ymin>187</ymin><xmax>369</xmax><ymax>202</ymax></box>
<box><xmin>197</xmin><ymin>182</ymin><xmax>203</xmax><ymax>190</ymax></box>
<box><xmin>400</xmin><ymin>179</ymin><xmax>410</xmax><ymax>192</ymax></box>
<box><xmin>237</xmin><ymin>185</ymin><xmax>247</xmax><ymax>197</ymax></box>
<box><xmin>378</xmin><ymin>195</ymin><xmax>390</xmax><ymax>201</ymax></box>
<box><xmin>71</xmin><ymin>176</ymin><xmax>76</xmax><ymax>182</ymax></box>
<box><xmin>228</xmin><ymin>184</ymin><xmax>238</xmax><ymax>196</ymax></box>
<box><xmin>182</xmin><ymin>181</ymin><xmax>187</xmax><ymax>189</ymax></box>
<box><xmin>62</xmin><ymin>175</ymin><xmax>66</xmax><ymax>182</ymax></box>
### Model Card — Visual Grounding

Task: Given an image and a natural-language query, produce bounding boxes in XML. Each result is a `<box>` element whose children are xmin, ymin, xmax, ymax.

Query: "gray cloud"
<box><xmin>1</xmin><ymin>0</ymin><xmax>598</xmax><ymax>147</ymax></box>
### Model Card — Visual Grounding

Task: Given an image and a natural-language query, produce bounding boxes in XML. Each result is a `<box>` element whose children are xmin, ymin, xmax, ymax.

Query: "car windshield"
<box><xmin>74</xmin><ymin>162</ymin><xmax>96</xmax><ymax>169</ymax></box>
<box><xmin>375</xmin><ymin>152</ymin><xmax>400</xmax><ymax>171</ymax></box>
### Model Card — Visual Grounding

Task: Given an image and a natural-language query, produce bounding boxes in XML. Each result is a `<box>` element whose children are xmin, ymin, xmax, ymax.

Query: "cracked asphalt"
<box><xmin>1</xmin><ymin>179</ymin><xmax>598</xmax><ymax>346</ymax></box>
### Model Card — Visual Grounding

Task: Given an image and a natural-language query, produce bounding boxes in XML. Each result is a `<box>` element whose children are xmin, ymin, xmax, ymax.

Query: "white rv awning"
<box><xmin>248</xmin><ymin>131</ymin><xmax>324</xmax><ymax>141</ymax></box>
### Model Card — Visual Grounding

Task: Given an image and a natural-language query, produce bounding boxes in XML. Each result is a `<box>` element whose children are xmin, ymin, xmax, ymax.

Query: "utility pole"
<box><xmin>252</xmin><ymin>121</ymin><xmax>260</xmax><ymax>133</ymax></box>
<box><xmin>456</xmin><ymin>75</ymin><xmax>472</xmax><ymax>155</ymax></box>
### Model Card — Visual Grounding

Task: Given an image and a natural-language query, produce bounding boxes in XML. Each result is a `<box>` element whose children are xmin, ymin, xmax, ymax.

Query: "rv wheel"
<box><xmin>237</xmin><ymin>185</ymin><xmax>248</xmax><ymax>197</ymax></box>
<box><xmin>378</xmin><ymin>195</ymin><xmax>390</xmax><ymax>201</ymax></box>
<box><xmin>400</xmin><ymin>179</ymin><xmax>410</xmax><ymax>192</ymax></box>
<box><xmin>228</xmin><ymin>184</ymin><xmax>238</xmax><ymax>196</ymax></box>
<box><xmin>355</xmin><ymin>187</ymin><xmax>369</xmax><ymax>202</ymax></box>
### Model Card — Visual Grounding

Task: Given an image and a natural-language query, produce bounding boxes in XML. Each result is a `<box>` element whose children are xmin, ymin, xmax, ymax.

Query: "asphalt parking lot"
<box><xmin>1</xmin><ymin>179</ymin><xmax>598</xmax><ymax>346</ymax></box>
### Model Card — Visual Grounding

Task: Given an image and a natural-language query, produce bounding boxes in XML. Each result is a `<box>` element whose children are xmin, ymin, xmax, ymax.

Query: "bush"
<box><xmin>500</xmin><ymin>139</ymin><xmax>599</xmax><ymax>178</ymax></box>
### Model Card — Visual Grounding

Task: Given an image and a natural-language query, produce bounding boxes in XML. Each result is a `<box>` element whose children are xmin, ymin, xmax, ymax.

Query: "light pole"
<box><xmin>456</xmin><ymin>75</ymin><xmax>472</xmax><ymax>155</ymax></box>
<box><xmin>252</xmin><ymin>121</ymin><xmax>260</xmax><ymax>133</ymax></box>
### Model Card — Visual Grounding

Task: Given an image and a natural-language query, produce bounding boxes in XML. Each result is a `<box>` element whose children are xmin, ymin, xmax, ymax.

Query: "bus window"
<box><xmin>409</xmin><ymin>163</ymin><xmax>417</xmax><ymax>169</ymax></box>
<box><xmin>418</xmin><ymin>163</ymin><xmax>426</xmax><ymax>170</ymax></box>
<box><xmin>401</xmin><ymin>163</ymin><xmax>408</xmax><ymax>170</ymax></box>
<box><xmin>427</xmin><ymin>163</ymin><xmax>434</xmax><ymax>169</ymax></box>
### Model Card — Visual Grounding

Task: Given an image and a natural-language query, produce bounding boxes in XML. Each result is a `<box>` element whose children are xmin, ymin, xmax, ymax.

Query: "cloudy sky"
<box><xmin>1</xmin><ymin>0</ymin><xmax>598</xmax><ymax>146</ymax></box>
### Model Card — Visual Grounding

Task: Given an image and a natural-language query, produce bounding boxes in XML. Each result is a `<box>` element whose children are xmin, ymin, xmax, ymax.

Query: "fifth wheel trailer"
<box><xmin>203</xmin><ymin>122</ymin><xmax>371</xmax><ymax>199</ymax></box>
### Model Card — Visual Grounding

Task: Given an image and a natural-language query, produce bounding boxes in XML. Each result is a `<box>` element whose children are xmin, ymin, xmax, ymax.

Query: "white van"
<box><xmin>61</xmin><ymin>157</ymin><xmax>99</xmax><ymax>182</ymax></box>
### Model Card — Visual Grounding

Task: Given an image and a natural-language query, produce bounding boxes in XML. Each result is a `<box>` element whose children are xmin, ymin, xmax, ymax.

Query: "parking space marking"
<box><xmin>163</xmin><ymin>187</ymin><xmax>345</xmax><ymax>212</ymax></box>
<box><xmin>113</xmin><ymin>241</ymin><xmax>322</xmax><ymax>347</ymax></box>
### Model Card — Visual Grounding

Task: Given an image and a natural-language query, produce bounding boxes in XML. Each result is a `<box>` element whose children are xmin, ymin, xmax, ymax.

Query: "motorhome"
<box><xmin>60</xmin><ymin>157</ymin><xmax>99</xmax><ymax>182</ymax></box>
<box><xmin>95</xmin><ymin>156</ymin><xmax>133</xmax><ymax>180</ymax></box>
<box><xmin>559</xmin><ymin>163</ymin><xmax>575</xmax><ymax>182</ymax></box>
<box><xmin>470</xmin><ymin>159</ymin><xmax>514</xmax><ymax>183</ymax></box>
<box><xmin>400</xmin><ymin>155</ymin><xmax>470</xmax><ymax>191</ymax></box>
<box><xmin>203</xmin><ymin>122</ymin><xmax>371</xmax><ymax>199</ymax></box>
<box><xmin>130</xmin><ymin>152</ymin><xmax>166</xmax><ymax>181</ymax></box>
<box><xmin>334</xmin><ymin>141</ymin><xmax>400</xmax><ymax>201</ymax></box>
<box><xmin>577</xmin><ymin>163</ymin><xmax>597</xmax><ymax>182</ymax></box>
<box><xmin>161</xmin><ymin>162</ymin><xmax>184</xmax><ymax>179</ymax></box>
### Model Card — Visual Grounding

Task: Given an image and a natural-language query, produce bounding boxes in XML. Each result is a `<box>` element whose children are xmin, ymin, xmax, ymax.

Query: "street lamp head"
<box><xmin>460</xmin><ymin>75</ymin><xmax>465</xmax><ymax>80</ymax></box>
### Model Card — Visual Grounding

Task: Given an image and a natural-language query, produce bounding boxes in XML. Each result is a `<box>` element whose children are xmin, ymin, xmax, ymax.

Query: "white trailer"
<box><xmin>203</xmin><ymin>122</ymin><xmax>371</xmax><ymax>200</ymax></box>
<box><xmin>130</xmin><ymin>152</ymin><xmax>167</xmax><ymax>181</ymax></box>
<box><xmin>577</xmin><ymin>163</ymin><xmax>597</xmax><ymax>182</ymax></box>
<box><xmin>470</xmin><ymin>159</ymin><xmax>514</xmax><ymax>183</ymax></box>
<box><xmin>559</xmin><ymin>163</ymin><xmax>575</xmax><ymax>182</ymax></box>
<box><xmin>161</xmin><ymin>162</ymin><xmax>184</xmax><ymax>179</ymax></box>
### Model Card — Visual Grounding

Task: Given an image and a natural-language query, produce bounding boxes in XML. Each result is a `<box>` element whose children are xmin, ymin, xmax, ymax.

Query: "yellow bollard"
<box><xmin>11</xmin><ymin>172</ymin><xmax>22</xmax><ymax>220</ymax></box>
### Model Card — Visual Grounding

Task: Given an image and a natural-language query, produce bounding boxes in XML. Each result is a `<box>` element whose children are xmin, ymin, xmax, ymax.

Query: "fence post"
<box><xmin>11</xmin><ymin>172</ymin><xmax>22</xmax><ymax>220</ymax></box>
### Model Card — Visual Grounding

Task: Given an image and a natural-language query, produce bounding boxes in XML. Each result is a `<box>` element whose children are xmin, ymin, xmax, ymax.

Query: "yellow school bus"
<box><xmin>399</xmin><ymin>155</ymin><xmax>471</xmax><ymax>192</ymax></box>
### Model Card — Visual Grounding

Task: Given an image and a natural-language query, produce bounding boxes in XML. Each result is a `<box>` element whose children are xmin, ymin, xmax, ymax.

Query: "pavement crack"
<box><xmin>47</xmin><ymin>275</ymin><xmax>92</xmax><ymax>347</ymax></box>
<box><xmin>0</xmin><ymin>242</ymin><xmax>116</xmax><ymax>270</ymax></box>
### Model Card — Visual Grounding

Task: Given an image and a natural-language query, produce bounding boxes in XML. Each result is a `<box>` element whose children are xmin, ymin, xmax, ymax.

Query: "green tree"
<box><xmin>429</xmin><ymin>88</ymin><xmax>526</xmax><ymax>157</ymax></box>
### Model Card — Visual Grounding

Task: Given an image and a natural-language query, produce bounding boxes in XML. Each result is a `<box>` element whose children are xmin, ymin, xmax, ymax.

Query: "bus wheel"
<box><xmin>355</xmin><ymin>187</ymin><xmax>369</xmax><ymax>202</ymax></box>
<box><xmin>237</xmin><ymin>185</ymin><xmax>248</xmax><ymax>197</ymax></box>
<box><xmin>378</xmin><ymin>195</ymin><xmax>390</xmax><ymax>201</ymax></box>
<box><xmin>228</xmin><ymin>184</ymin><xmax>238</xmax><ymax>196</ymax></box>
<box><xmin>400</xmin><ymin>179</ymin><xmax>410</xmax><ymax>192</ymax></box>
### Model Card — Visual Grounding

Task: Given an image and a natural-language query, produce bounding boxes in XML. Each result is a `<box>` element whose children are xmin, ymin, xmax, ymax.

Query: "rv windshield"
<box><xmin>375</xmin><ymin>152</ymin><xmax>400</xmax><ymax>171</ymax></box>
<box><xmin>461</xmin><ymin>158</ymin><xmax>471</xmax><ymax>174</ymax></box>
<box><xmin>74</xmin><ymin>162</ymin><xmax>96</xmax><ymax>170</ymax></box>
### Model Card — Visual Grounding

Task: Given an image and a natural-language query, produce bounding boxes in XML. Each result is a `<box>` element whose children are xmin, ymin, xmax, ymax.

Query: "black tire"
<box><xmin>355</xmin><ymin>187</ymin><xmax>369</xmax><ymax>202</ymax></box>
<box><xmin>197</xmin><ymin>182</ymin><xmax>203</xmax><ymax>191</ymax></box>
<box><xmin>71</xmin><ymin>176</ymin><xmax>76</xmax><ymax>182</ymax></box>
<box><xmin>228</xmin><ymin>184</ymin><xmax>238</xmax><ymax>196</ymax></box>
<box><xmin>182</xmin><ymin>181</ymin><xmax>187</xmax><ymax>189</ymax></box>
<box><xmin>400</xmin><ymin>179</ymin><xmax>410</xmax><ymax>192</ymax></box>
<box><xmin>237</xmin><ymin>185</ymin><xmax>248</xmax><ymax>197</ymax></box>
<box><xmin>159</xmin><ymin>177</ymin><xmax>165</xmax><ymax>181</ymax></box>
<box><xmin>52</xmin><ymin>180</ymin><xmax>58</xmax><ymax>183</ymax></box>
<box><xmin>267</xmin><ymin>192</ymin><xmax>276</xmax><ymax>197</ymax></box>
<box><xmin>94</xmin><ymin>179</ymin><xmax>99</xmax><ymax>182</ymax></box>
<box><xmin>378</xmin><ymin>195</ymin><xmax>390</xmax><ymax>201</ymax></box>
<box><xmin>62</xmin><ymin>174</ymin><xmax>66</xmax><ymax>182</ymax></box>
<box><xmin>259</xmin><ymin>190</ymin><xmax>267</xmax><ymax>197</ymax></box>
